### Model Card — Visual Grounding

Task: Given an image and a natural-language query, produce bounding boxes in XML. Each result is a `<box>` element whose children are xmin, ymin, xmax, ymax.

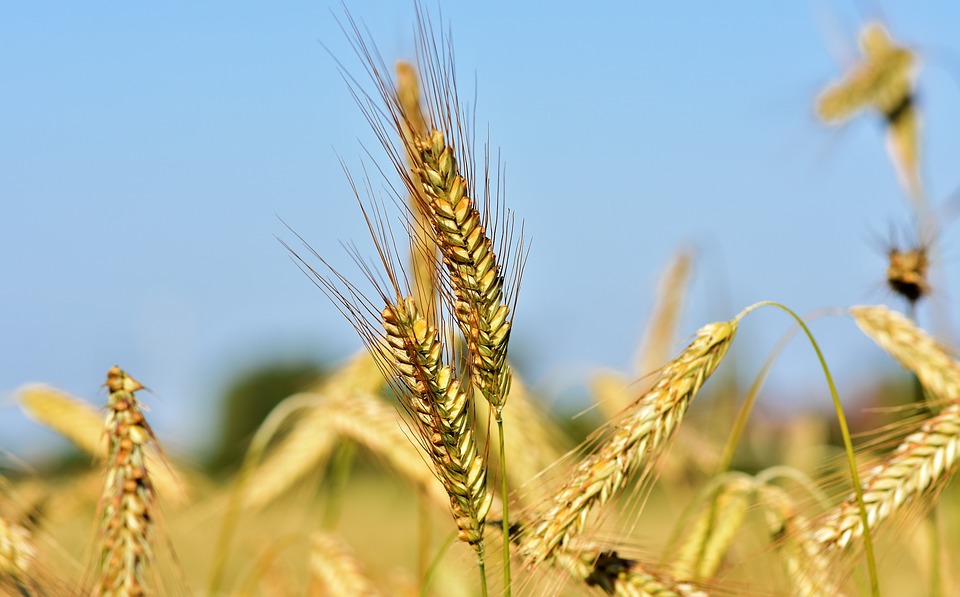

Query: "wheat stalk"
<box><xmin>521</xmin><ymin>319</ymin><xmax>738</xmax><ymax>565</ymax></box>
<box><xmin>94</xmin><ymin>366</ymin><xmax>158</xmax><ymax>596</ymax></box>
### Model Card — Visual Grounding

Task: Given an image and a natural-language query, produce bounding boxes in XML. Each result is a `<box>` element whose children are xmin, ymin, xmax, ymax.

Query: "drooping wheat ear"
<box><xmin>757</xmin><ymin>484</ymin><xmax>842</xmax><ymax>597</ymax></box>
<box><xmin>0</xmin><ymin>514</ymin><xmax>36</xmax><ymax>592</ymax></box>
<box><xmin>309</xmin><ymin>531</ymin><xmax>380</xmax><ymax>597</ymax></box>
<box><xmin>811</xmin><ymin>403</ymin><xmax>960</xmax><ymax>553</ymax></box>
<box><xmin>671</xmin><ymin>474</ymin><xmax>753</xmax><ymax>582</ymax></box>
<box><xmin>395</xmin><ymin>61</ymin><xmax>439</xmax><ymax>326</ymax></box>
<box><xmin>94</xmin><ymin>366</ymin><xmax>157</xmax><ymax>596</ymax></box>
<box><xmin>411</xmin><ymin>128</ymin><xmax>514</xmax><ymax>414</ymax></box>
<box><xmin>241</xmin><ymin>390</ymin><xmax>448</xmax><ymax>512</ymax></box>
<box><xmin>850</xmin><ymin>305</ymin><xmax>960</xmax><ymax>403</ymax></box>
<box><xmin>18</xmin><ymin>384</ymin><xmax>187</xmax><ymax>505</ymax></box>
<box><xmin>553</xmin><ymin>544</ymin><xmax>708</xmax><ymax>597</ymax></box>
<box><xmin>382</xmin><ymin>296</ymin><xmax>492</xmax><ymax>549</ymax></box>
<box><xmin>816</xmin><ymin>22</ymin><xmax>921</xmax><ymax>198</ymax></box>
<box><xmin>816</xmin><ymin>23</ymin><xmax>916</xmax><ymax>124</ymax></box>
<box><xmin>521</xmin><ymin>319</ymin><xmax>738</xmax><ymax>565</ymax></box>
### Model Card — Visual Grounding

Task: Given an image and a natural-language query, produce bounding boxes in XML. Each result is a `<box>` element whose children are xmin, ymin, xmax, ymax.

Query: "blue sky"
<box><xmin>3</xmin><ymin>2</ymin><xmax>960</xmax><ymax>462</ymax></box>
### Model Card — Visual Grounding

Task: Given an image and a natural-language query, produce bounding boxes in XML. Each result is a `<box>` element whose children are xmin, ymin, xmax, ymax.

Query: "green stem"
<box><xmin>736</xmin><ymin>301</ymin><xmax>880</xmax><ymax>597</ymax></box>
<box><xmin>418</xmin><ymin>487</ymin><xmax>431</xmax><ymax>591</ymax></box>
<box><xmin>420</xmin><ymin>532</ymin><xmax>456</xmax><ymax>597</ymax></box>
<box><xmin>477</xmin><ymin>543</ymin><xmax>489</xmax><ymax>597</ymax></box>
<box><xmin>322</xmin><ymin>441</ymin><xmax>356</xmax><ymax>528</ymax></box>
<box><xmin>496</xmin><ymin>413</ymin><xmax>512</xmax><ymax>596</ymax></box>
<box><xmin>716</xmin><ymin>325</ymin><xmax>798</xmax><ymax>475</ymax></box>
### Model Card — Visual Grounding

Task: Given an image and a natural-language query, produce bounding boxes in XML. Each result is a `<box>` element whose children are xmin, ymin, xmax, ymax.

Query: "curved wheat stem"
<box><xmin>94</xmin><ymin>366</ymin><xmax>157</xmax><ymax>596</ymax></box>
<box><xmin>521</xmin><ymin>320</ymin><xmax>738</xmax><ymax>565</ymax></box>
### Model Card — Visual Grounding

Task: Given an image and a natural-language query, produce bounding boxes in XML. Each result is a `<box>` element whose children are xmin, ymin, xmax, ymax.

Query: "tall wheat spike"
<box><xmin>381</xmin><ymin>296</ymin><xmax>492</xmax><ymax>550</ymax></box>
<box><xmin>343</xmin><ymin>8</ymin><xmax>522</xmax><ymax>416</ymax></box>
<box><xmin>94</xmin><ymin>366</ymin><xmax>159</xmax><ymax>596</ymax></box>
<box><xmin>395</xmin><ymin>60</ymin><xmax>440</xmax><ymax>327</ymax></box>
<box><xmin>521</xmin><ymin>319</ymin><xmax>738</xmax><ymax>565</ymax></box>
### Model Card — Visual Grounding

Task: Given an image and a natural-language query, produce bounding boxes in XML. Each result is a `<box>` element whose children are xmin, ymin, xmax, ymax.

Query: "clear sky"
<box><xmin>3</xmin><ymin>2</ymin><xmax>960</xmax><ymax>462</ymax></box>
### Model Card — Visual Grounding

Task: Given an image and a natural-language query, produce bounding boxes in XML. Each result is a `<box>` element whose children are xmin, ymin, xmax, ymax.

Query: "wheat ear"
<box><xmin>395</xmin><ymin>60</ymin><xmax>440</xmax><ymax>327</ymax></box>
<box><xmin>382</xmin><ymin>296</ymin><xmax>492</xmax><ymax>550</ymax></box>
<box><xmin>816</xmin><ymin>23</ymin><xmax>915</xmax><ymax>124</ymax></box>
<box><xmin>811</xmin><ymin>403</ymin><xmax>960</xmax><ymax>552</ymax></box>
<box><xmin>94</xmin><ymin>366</ymin><xmax>157</xmax><ymax>596</ymax></box>
<box><xmin>410</xmin><ymin>128</ymin><xmax>514</xmax><ymax>414</ymax></box>
<box><xmin>521</xmin><ymin>319</ymin><xmax>738</xmax><ymax>565</ymax></box>
<box><xmin>757</xmin><ymin>484</ymin><xmax>842</xmax><ymax>597</ymax></box>
<box><xmin>851</xmin><ymin>305</ymin><xmax>960</xmax><ymax>403</ymax></box>
<box><xmin>671</xmin><ymin>474</ymin><xmax>753</xmax><ymax>581</ymax></box>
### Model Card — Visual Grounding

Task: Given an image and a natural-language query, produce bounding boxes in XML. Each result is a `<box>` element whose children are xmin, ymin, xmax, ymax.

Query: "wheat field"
<box><xmin>3</xmin><ymin>4</ymin><xmax>960</xmax><ymax>596</ymax></box>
